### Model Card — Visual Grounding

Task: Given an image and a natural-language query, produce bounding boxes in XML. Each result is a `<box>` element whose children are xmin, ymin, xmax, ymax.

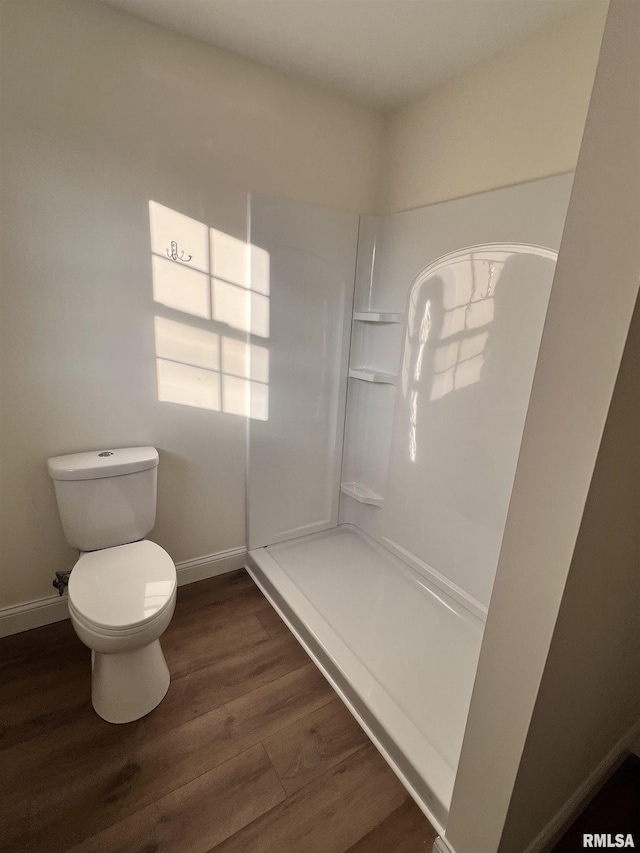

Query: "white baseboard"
<box><xmin>0</xmin><ymin>546</ymin><xmax>248</xmax><ymax>639</ymax></box>
<box><xmin>524</xmin><ymin>718</ymin><xmax>640</xmax><ymax>853</ymax></box>
<box><xmin>175</xmin><ymin>547</ymin><xmax>247</xmax><ymax>587</ymax></box>
<box><xmin>0</xmin><ymin>594</ymin><xmax>70</xmax><ymax>639</ymax></box>
<box><xmin>433</xmin><ymin>836</ymin><xmax>456</xmax><ymax>853</ymax></box>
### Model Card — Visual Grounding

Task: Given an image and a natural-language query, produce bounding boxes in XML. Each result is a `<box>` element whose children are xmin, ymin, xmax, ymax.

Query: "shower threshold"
<box><xmin>247</xmin><ymin>524</ymin><xmax>484</xmax><ymax>832</ymax></box>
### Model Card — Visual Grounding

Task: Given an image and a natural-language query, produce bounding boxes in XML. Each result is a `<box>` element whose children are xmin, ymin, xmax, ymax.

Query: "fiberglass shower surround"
<box><xmin>245</xmin><ymin>174</ymin><xmax>573</xmax><ymax>833</ymax></box>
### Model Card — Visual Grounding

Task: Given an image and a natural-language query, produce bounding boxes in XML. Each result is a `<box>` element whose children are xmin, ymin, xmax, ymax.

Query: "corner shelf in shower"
<box><xmin>340</xmin><ymin>482</ymin><xmax>384</xmax><ymax>506</ymax></box>
<box><xmin>353</xmin><ymin>311</ymin><xmax>404</xmax><ymax>323</ymax></box>
<box><xmin>348</xmin><ymin>368</ymin><xmax>396</xmax><ymax>385</ymax></box>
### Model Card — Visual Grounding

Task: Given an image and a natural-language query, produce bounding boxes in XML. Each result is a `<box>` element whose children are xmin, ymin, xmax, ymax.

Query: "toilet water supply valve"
<box><xmin>53</xmin><ymin>570</ymin><xmax>71</xmax><ymax>596</ymax></box>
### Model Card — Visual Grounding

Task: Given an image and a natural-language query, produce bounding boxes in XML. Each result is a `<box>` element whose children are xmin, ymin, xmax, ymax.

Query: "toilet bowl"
<box><xmin>47</xmin><ymin>446</ymin><xmax>177</xmax><ymax>725</ymax></box>
<box><xmin>68</xmin><ymin>539</ymin><xmax>177</xmax><ymax>724</ymax></box>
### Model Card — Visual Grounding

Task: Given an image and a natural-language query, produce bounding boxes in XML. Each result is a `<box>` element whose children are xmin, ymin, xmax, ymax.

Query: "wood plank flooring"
<box><xmin>0</xmin><ymin>569</ymin><xmax>437</xmax><ymax>853</ymax></box>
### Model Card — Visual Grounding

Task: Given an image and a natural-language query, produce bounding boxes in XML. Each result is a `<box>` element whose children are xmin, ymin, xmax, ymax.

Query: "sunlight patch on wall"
<box><xmin>156</xmin><ymin>358</ymin><xmax>221</xmax><ymax>411</ymax></box>
<box><xmin>150</xmin><ymin>202</ymin><xmax>209</xmax><ymax>273</ymax></box>
<box><xmin>222</xmin><ymin>375</ymin><xmax>269</xmax><ymax>421</ymax></box>
<box><xmin>152</xmin><ymin>256</ymin><xmax>210</xmax><ymax>319</ymax></box>
<box><xmin>211</xmin><ymin>228</ymin><xmax>247</xmax><ymax>287</ymax></box>
<box><xmin>221</xmin><ymin>337</ymin><xmax>269</xmax><ymax>383</ymax></box>
<box><xmin>154</xmin><ymin>317</ymin><xmax>220</xmax><ymax>372</ymax></box>
<box><xmin>149</xmin><ymin>201</ymin><xmax>270</xmax><ymax>419</ymax></box>
<box><xmin>249</xmin><ymin>243</ymin><xmax>270</xmax><ymax>296</ymax></box>
<box><xmin>212</xmin><ymin>278</ymin><xmax>270</xmax><ymax>338</ymax></box>
<box><xmin>209</xmin><ymin>228</ymin><xmax>270</xmax><ymax>337</ymax></box>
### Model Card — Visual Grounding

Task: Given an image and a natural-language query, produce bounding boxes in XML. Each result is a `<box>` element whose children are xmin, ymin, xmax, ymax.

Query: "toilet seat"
<box><xmin>68</xmin><ymin>595</ymin><xmax>174</xmax><ymax>638</ymax></box>
<box><xmin>69</xmin><ymin>540</ymin><xmax>176</xmax><ymax>632</ymax></box>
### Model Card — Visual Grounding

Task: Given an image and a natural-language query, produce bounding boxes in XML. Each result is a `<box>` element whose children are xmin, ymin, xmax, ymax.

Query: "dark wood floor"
<box><xmin>0</xmin><ymin>569</ymin><xmax>436</xmax><ymax>853</ymax></box>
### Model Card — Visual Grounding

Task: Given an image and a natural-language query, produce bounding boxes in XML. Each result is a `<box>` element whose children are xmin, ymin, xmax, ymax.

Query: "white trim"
<box><xmin>175</xmin><ymin>546</ymin><xmax>246</xmax><ymax>586</ymax></box>
<box><xmin>524</xmin><ymin>718</ymin><xmax>640</xmax><ymax>853</ymax></box>
<box><xmin>432</xmin><ymin>837</ymin><xmax>456</xmax><ymax>853</ymax></box>
<box><xmin>0</xmin><ymin>546</ymin><xmax>247</xmax><ymax>639</ymax></box>
<box><xmin>0</xmin><ymin>594</ymin><xmax>70</xmax><ymax>639</ymax></box>
<box><xmin>381</xmin><ymin>535</ymin><xmax>487</xmax><ymax>621</ymax></box>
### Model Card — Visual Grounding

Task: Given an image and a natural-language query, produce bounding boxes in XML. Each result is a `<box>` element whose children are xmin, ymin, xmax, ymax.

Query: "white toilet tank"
<box><xmin>47</xmin><ymin>447</ymin><xmax>160</xmax><ymax>551</ymax></box>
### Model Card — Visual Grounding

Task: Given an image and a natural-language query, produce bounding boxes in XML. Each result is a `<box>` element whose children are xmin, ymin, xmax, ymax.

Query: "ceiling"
<box><xmin>102</xmin><ymin>0</ymin><xmax>585</xmax><ymax>110</ymax></box>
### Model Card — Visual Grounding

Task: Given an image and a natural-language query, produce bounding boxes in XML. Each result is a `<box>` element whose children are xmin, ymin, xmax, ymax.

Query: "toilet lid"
<box><xmin>69</xmin><ymin>540</ymin><xmax>176</xmax><ymax>631</ymax></box>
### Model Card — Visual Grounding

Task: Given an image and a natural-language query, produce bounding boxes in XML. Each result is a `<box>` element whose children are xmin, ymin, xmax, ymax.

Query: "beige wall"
<box><xmin>0</xmin><ymin>0</ymin><xmax>607</xmax><ymax>616</ymax></box>
<box><xmin>2</xmin><ymin>3</ymin><xmax>634</xmax><ymax>846</ymax></box>
<box><xmin>379</xmin><ymin>1</ymin><xmax>608</xmax><ymax>213</ymax></box>
<box><xmin>499</xmin><ymin>291</ymin><xmax>640</xmax><ymax>852</ymax></box>
<box><xmin>0</xmin><ymin>0</ymin><xmax>383</xmax><ymax>608</ymax></box>
<box><xmin>444</xmin><ymin>3</ymin><xmax>640</xmax><ymax>851</ymax></box>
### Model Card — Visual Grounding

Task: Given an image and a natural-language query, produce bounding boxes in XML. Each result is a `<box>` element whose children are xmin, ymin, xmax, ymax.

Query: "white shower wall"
<box><xmin>248</xmin><ymin>174</ymin><xmax>572</xmax><ymax>609</ymax></box>
<box><xmin>340</xmin><ymin>174</ymin><xmax>574</xmax><ymax>612</ymax></box>
<box><xmin>247</xmin><ymin>195</ymin><xmax>358</xmax><ymax>550</ymax></box>
<box><xmin>246</xmin><ymin>175</ymin><xmax>574</xmax><ymax>824</ymax></box>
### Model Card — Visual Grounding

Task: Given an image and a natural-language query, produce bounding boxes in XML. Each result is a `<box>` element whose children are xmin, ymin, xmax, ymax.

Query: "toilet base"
<box><xmin>92</xmin><ymin>640</ymin><xmax>170</xmax><ymax>724</ymax></box>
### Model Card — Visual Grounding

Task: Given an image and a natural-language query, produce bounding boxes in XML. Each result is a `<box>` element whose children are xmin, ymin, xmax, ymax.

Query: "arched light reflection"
<box><xmin>404</xmin><ymin>244</ymin><xmax>558</xmax><ymax>460</ymax></box>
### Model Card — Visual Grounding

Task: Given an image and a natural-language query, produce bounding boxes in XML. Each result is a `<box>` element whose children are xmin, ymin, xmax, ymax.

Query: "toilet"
<box><xmin>47</xmin><ymin>446</ymin><xmax>177</xmax><ymax>724</ymax></box>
